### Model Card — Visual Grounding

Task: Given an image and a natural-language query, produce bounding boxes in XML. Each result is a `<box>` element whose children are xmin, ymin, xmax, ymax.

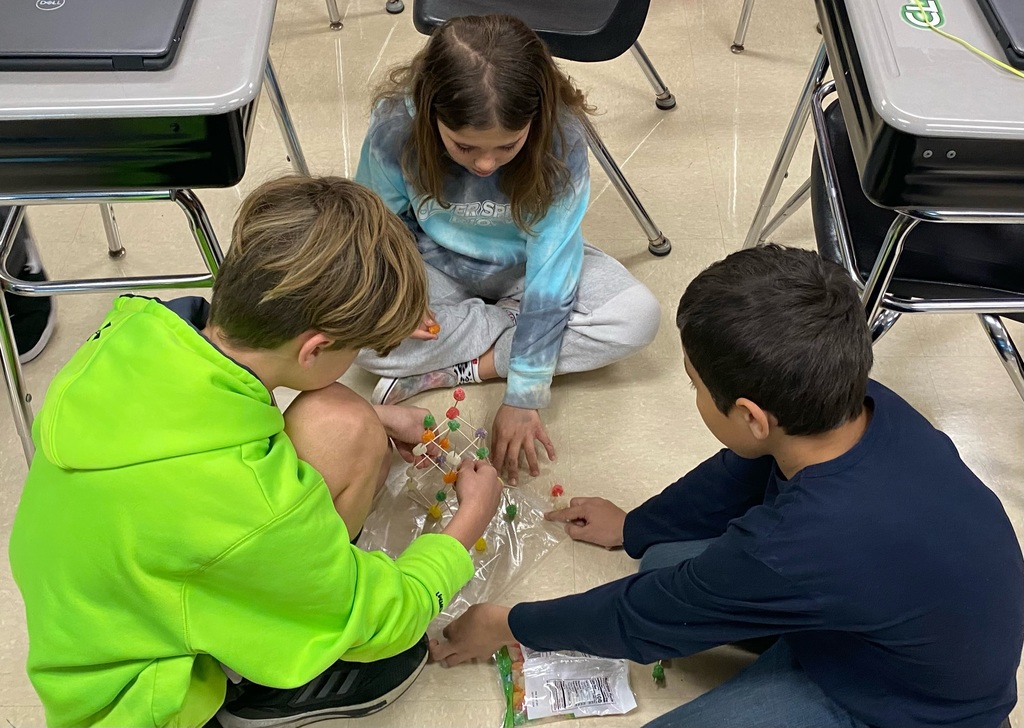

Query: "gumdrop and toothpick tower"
<box><xmin>404</xmin><ymin>387</ymin><xmax>505</xmax><ymax>551</ymax></box>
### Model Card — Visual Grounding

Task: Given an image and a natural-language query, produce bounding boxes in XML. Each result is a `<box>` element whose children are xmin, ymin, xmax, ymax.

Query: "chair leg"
<box><xmin>385</xmin><ymin>0</ymin><xmax>405</xmax><ymax>13</ymax></box>
<box><xmin>869</xmin><ymin>309</ymin><xmax>901</xmax><ymax>345</ymax></box>
<box><xmin>979</xmin><ymin>314</ymin><xmax>1024</xmax><ymax>403</ymax></box>
<box><xmin>100</xmin><ymin>204</ymin><xmax>125</xmax><ymax>259</ymax></box>
<box><xmin>732</xmin><ymin>0</ymin><xmax>756</xmax><ymax>53</ymax></box>
<box><xmin>861</xmin><ymin>213</ymin><xmax>918</xmax><ymax>325</ymax></box>
<box><xmin>742</xmin><ymin>42</ymin><xmax>829</xmax><ymax>249</ymax></box>
<box><xmin>0</xmin><ymin>206</ymin><xmax>35</xmax><ymax>463</ymax></box>
<box><xmin>326</xmin><ymin>0</ymin><xmax>343</xmax><ymax>30</ymax></box>
<box><xmin>580</xmin><ymin>117</ymin><xmax>671</xmax><ymax>257</ymax></box>
<box><xmin>264</xmin><ymin>57</ymin><xmax>310</xmax><ymax>176</ymax></box>
<box><xmin>629</xmin><ymin>43</ymin><xmax>676</xmax><ymax>110</ymax></box>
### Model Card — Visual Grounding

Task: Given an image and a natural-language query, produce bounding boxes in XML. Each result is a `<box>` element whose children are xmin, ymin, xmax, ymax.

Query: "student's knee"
<box><xmin>625</xmin><ymin>284</ymin><xmax>661</xmax><ymax>349</ymax></box>
<box><xmin>638</xmin><ymin>539</ymin><xmax>716</xmax><ymax>572</ymax></box>
<box><xmin>597</xmin><ymin>283</ymin><xmax>661</xmax><ymax>354</ymax></box>
<box><xmin>285</xmin><ymin>384</ymin><xmax>389</xmax><ymax>493</ymax></box>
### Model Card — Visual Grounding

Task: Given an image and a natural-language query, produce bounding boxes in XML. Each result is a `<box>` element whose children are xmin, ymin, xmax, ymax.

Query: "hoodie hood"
<box><xmin>34</xmin><ymin>295</ymin><xmax>283</xmax><ymax>470</ymax></box>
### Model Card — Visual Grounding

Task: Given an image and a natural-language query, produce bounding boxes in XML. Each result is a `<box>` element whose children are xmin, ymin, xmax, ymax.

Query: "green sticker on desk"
<box><xmin>902</xmin><ymin>0</ymin><xmax>946</xmax><ymax>29</ymax></box>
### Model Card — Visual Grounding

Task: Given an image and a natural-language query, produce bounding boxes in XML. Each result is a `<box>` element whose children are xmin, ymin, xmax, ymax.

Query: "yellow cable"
<box><xmin>911</xmin><ymin>0</ymin><xmax>1024</xmax><ymax>79</ymax></box>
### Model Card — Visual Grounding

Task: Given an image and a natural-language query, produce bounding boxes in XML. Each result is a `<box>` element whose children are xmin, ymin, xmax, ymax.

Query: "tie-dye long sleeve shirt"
<box><xmin>356</xmin><ymin>98</ymin><xmax>589</xmax><ymax>410</ymax></box>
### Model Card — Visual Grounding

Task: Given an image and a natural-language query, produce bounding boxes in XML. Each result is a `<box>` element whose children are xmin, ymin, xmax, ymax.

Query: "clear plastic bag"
<box><xmin>360</xmin><ymin>461</ymin><xmax>566</xmax><ymax>633</ymax></box>
<box><xmin>495</xmin><ymin>643</ymin><xmax>638</xmax><ymax>726</ymax></box>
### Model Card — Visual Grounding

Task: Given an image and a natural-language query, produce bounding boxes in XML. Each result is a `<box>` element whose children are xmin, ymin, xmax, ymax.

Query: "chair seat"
<box><xmin>811</xmin><ymin>100</ymin><xmax>1024</xmax><ymax>324</ymax></box>
<box><xmin>413</xmin><ymin>0</ymin><xmax>650</xmax><ymax>61</ymax></box>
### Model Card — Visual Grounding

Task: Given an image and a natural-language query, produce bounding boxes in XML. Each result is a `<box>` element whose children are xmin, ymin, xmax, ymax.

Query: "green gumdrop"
<box><xmin>448</xmin><ymin>420</ymin><xmax>461</xmax><ymax>432</ymax></box>
<box><xmin>652</xmin><ymin>663</ymin><xmax>665</xmax><ymax>681</ymax></box>
<box><xmin>435</xmin><ymin>490</ymin><xmax>447</xmax><ymax>502</ymax></box>
<box><xmin>505</xmin><ymin>504</ymin><xmax>517</xmax><ymax>520</ymax></box>
<box><xmin>423</xmin><ymin>413</ymin><xmax>436</xmax><ymax>428</ymax></box>
<box><xmin>476</xmin><ymin>446</ymin><xmax>489</xmax><ymax>459</ymax></box>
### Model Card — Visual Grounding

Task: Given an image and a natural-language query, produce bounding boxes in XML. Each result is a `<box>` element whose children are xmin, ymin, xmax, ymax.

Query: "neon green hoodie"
<box><xmin>9</xmin><ymin>295</ymin><xmax>474</xmax><ymax>727</ymax></box>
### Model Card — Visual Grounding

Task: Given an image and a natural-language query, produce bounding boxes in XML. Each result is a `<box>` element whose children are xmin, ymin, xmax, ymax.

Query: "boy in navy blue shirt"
<box><xmin>432</xmin><ymin>245</ymin><xmax>1024</xmax><ymax>728</ymax></box>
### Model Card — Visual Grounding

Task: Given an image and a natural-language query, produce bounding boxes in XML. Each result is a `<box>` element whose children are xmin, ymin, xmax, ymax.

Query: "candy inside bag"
<box><xmin>495</xmin><ymin>643</ymin><xmax>637</xmax><ymax>726</ymax></box>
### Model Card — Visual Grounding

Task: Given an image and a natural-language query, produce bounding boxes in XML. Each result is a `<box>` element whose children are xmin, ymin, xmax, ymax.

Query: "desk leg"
<box><xmin>759</xmin><ymin>178</ymin><xmax>811</xmax><ymax>241</ymax></box>
<box><xmin>264</xmin><ymin>57</ymin><xmax>311</xmax><ymax>177</ymax></box>
<box><xmin>173</xmin><ymin>190</ymin><xmax>224</xmax><ymax>272</ymax></box>
<box><xmin>0</xmin><ymin>206</ymin><xmax>35</xmax><ymax>463</ymax></box>
<box><xmin>101</xmin><ymin>204</ymin><xmax>125</xmax><ymax>259</ymax></box>
<box><xmin>861</xmin><ymin>214</ymin><xmax>918</xmax><ymax>326</ymax></box>
<box><xmin>869</xmin><ymin>309</ymin><xmax>901</xmax><ymax>344</ymax></box>
<box><xmin>979</xmin><ymin>314</ymin><xmax>1024</xmax><ymax>403</ymax></box>
<box><xmin>742</xmin><ymin>42</ymin><xmax>829</xmax><ymax>249</ymax></box>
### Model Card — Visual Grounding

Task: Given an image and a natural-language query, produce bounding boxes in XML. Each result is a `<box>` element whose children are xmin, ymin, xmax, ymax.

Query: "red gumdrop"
<box><xmin>551</xmin><ymin>484</ymin><xmax>564</xmax><ymax>497</ymax></box>
<box><xmin>452</xmin><ymin>387</ymin><xmax>466</xmax><ymax>401</ymax></box>
<box><xmin>446</xmin><ymin>406</ymin><xmax>460</xmax><ymax>419</ymax></box>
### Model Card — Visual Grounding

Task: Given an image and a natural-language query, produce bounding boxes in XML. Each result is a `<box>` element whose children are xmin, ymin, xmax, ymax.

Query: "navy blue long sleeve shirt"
<box><xmin>509</xmin><ymin>381</ymin><xmax>1024</xmax><ymax>728</ymax></box>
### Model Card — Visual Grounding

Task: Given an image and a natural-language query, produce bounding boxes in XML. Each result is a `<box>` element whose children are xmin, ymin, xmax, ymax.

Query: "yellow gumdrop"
<box><xmin>474</xmin><ymin>537</ymin><xmax>487</xmax><ymax>552</ymax></box>
<box><xmin>427</xmin><ymin>504</ymin><xmax>443</xmax><ymax>519</ymax></box>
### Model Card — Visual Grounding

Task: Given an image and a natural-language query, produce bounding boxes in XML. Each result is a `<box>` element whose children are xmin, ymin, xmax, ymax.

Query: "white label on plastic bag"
<box><xmin>521</xmin><ymin>654</ymin><xmax>637</xmax><ymax>720</ymax></box>
<box><xmin>548</xmin><ymin>677</ymin><xmax>615</xmax><ymax>711</ymax></box>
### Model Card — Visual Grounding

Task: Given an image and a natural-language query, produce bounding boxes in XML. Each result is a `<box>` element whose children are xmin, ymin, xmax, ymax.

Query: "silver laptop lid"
<box><xmin>0</xmin><ymin>0</ymin><xmax>192</xmax><ymax>59</ymax></box>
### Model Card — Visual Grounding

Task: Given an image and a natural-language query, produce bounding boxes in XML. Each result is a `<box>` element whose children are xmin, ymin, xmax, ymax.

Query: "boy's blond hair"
<box><xmin>208</xmin><ymin>175</ymin><xmax>427</xmax><ymax>355</ymax></box>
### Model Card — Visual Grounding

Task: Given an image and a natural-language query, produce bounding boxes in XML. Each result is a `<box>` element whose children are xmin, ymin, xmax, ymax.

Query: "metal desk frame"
<box><xmin>741</xmin><ymin>42</ymin><xmax>1024</xmax><ymax>403</ymax></box>
<box><xmin>0</xmin><ymin>56</ymin><xmax>310</xmax><ymax>463</ymax></box>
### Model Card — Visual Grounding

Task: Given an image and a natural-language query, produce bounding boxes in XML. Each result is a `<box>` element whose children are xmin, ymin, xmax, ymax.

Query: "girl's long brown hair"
<box><xmin>375</xmin><ymin>14</ymin><xmax>594</xmax><ymax>233</ymax></box>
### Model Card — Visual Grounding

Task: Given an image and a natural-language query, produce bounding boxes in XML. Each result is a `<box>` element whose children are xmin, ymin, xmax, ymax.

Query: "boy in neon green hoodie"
<box><xmin>9</xmin><ymin>176</ymin><xmax>503</xmax><ymax>728</ymax></box>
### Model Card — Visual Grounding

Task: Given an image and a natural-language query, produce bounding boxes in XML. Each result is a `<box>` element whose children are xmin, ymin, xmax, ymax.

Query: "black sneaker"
<box><xmin>216</xmin><ymin>635</ymin><xmax>429</xmax><ymax>728</ymax></box>
<box><xmin>5</xmin><ymin>266</ymin><xmax>56</xmax><ymax>365</ymax></box>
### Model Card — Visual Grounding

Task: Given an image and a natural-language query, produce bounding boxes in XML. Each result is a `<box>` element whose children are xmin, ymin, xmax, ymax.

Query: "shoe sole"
<box><xmin>370</xmin><ymin>376</ymin><xmax>401</xmax><ymax>406</ymax></box>
<box><xmin>17</xmin><ymin>300</ymin><xmax>57</xmax><ymax>365</ymax></box>
<box><xmin>215</xmin><ymin>651</ymin><xmax>428</xmax><ymax>728</ymax></box>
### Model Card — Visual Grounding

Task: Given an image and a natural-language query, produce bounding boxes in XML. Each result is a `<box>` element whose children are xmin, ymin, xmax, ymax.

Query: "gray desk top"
<box><xmin>0</xmin><ymin>0</ymin><xmax>276</xmax><ymax>121</ymax></box>
<box><xmin>848</xmin><ymin>0</ymin><xmax>1024</xmax><ymax>140</ymax></box>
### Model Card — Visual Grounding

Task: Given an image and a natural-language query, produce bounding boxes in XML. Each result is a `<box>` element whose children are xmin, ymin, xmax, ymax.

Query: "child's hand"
<box><xmin>491</xmin><ymin>405</ymin><xmax>556</xmax><ymax>486</ymax></box>
<box><xmin>546</xmin><ymin>497</ymin><xmax>626</xmax><ymax>549</ymax></box>
<box><xmin>430</xmin><ymin>603</ymin><xmax>514</xmax><ymax>667</ymax></box>
<box><xmin>443</xmin><ymin>459</ymin><xmax>502</xmax><ymax>549</ymax></box>
<box><xmin>408</xmin><ymin>310</ymin><xmax>440</xmax><ymax>341</ymax></box>
<box><xmin>373</xmin><ymin>404</ymin><xmax>436</xmax><ymax>466</ymax></box>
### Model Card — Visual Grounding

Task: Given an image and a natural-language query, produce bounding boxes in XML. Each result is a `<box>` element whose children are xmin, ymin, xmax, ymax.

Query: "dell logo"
<box><xmin>36</xmin><ymin>0</ymin><xmax>66</xmax><ymax>9</ymax></box>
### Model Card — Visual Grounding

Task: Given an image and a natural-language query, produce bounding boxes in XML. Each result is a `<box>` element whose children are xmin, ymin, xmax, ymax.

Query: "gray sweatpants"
<box><xmin>356</xmin><ymin>244</ymin><xmax>661</xmax><ymax>379</ymax></box>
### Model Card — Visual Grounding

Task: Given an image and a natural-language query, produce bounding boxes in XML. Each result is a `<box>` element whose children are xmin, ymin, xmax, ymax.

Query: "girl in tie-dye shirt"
<box><xmin>355</xmin><ymin>14</ymin><xmax>660</xmax><ymax>484</ymax></box>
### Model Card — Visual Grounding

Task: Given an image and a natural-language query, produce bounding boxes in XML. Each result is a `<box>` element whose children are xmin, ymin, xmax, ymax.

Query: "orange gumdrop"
<box><xmin>443</xmin><ymin>470</ymin><xmax>458</xmax><ymax>484</ymax></box>
<box><xmin>421</xmin><ymin>430</ymin><xmax>435</xmax><ymax>443</ymax></box>
<box><xmin>427</xmin><ymin>323</ymin><xmax>441</xmax><ymax>335</ymax></box>
<box><xmin>438</xmin><ymin>437</ymin><xmax>450</xmax><ymax>450</ymax></box>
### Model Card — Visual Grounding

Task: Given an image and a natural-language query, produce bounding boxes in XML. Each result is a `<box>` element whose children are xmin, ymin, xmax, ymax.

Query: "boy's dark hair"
<box><xmin>676</xmin><ymin>244</ymin><xmax>873</xmax><ymax>436</ymax></box>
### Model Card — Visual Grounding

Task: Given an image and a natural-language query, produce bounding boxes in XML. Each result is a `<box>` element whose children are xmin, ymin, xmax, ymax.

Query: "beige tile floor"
<box><xmin>2</xmin><ymin>0</ymin><xmax>1023</xmax><ymax>725</ymax></box>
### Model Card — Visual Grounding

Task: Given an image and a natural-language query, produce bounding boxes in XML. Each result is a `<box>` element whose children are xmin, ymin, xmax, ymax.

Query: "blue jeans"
<box><xmin>638</xmin><ymin>541</ymin><xmax>868</xmax><ymax>728</ymax></box>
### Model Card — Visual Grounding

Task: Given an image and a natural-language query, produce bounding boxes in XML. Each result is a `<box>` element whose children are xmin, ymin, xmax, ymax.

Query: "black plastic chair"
<box><xmin>410</xmin><ymin>0</ymin><xmax>675</xmax><ymax>256</ymax></box>
<box><xmin>810</xmin><ymin>98</ymin><xmax>1024</xmax><ymax>402</ymax></box>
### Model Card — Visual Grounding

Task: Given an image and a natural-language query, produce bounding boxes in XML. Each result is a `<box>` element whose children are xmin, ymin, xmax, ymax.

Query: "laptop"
<box><xmin>976</xmin><ymin>0</ymin><xmax>1024</xmax><ymax>70</ymax></box>
<box><xmin>0</xmin><ymin>0</ymin><xmax>195</xmax><ymax>71</ymax></box>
